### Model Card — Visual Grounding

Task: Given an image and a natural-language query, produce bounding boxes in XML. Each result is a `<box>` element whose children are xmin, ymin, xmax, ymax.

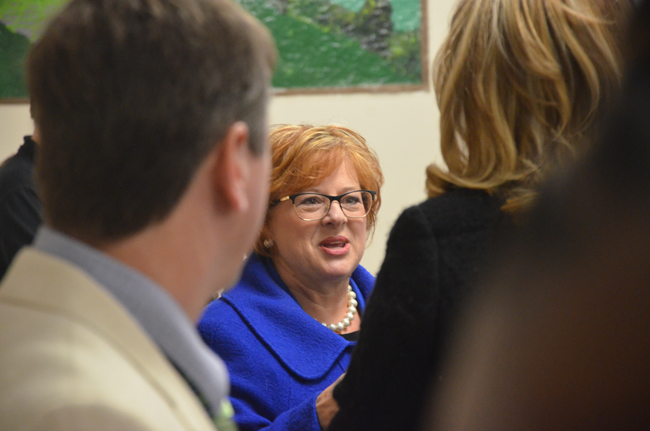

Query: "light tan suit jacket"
<box><xmin>0</xmin><ymin>248</ymin><xmax>219</xmax><ymax>431</ymax></box>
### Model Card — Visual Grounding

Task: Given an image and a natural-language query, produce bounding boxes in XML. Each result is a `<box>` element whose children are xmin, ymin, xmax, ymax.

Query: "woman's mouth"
<box><xmin>319</xmin><ymin>237</ymin><xmax>350</xmax><ymax>256</ymax></box>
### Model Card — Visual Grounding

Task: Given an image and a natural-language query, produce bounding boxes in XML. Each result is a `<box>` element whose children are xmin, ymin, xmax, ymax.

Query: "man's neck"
<box><xmin>98</xmin><ymin>224</ymin><xmax>215</xmax><ymax>322</ymax></box>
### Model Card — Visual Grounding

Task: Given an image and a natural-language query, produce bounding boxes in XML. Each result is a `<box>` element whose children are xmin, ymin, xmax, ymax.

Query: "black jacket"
<box><xmin>330</xmin><ymin>188</ymin><xmax>512</xmax><ymax>431</ymax></box>
<box><xmin>0</xmin><ymin>136</ymin><xmax>41</xmax><ymax>281</ymax></box>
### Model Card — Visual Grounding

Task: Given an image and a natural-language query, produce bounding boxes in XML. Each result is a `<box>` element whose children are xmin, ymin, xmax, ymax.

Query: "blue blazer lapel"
<box><xmin>220</xmin><ymin>254</ymin><xmax>374</xmax><ymax>380</ymax></box>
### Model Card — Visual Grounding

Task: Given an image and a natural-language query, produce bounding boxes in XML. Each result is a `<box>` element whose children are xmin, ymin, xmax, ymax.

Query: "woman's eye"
<box><xmin>342</xmin><ymin>196</ymin><xmax>361</xmax><ymax>205</ymax></box>
<box><xmin>297</xmin><ymin>196</ymin><xmax>323</xmax><ymax>206</ymax></box>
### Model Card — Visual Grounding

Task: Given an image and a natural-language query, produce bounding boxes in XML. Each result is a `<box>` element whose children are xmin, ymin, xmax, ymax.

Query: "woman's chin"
<box><xmin>317</xmin><ymin>260</ymin><xmax>362</xmax><ymax>280</ymax></box>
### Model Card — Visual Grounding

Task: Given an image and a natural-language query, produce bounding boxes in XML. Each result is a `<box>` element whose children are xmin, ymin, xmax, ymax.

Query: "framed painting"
<box><xmin>1</xmin><ymin>0</ymin><xmax>427</xmax><ymax>101</ymax></box>
<box><xmin>240</xmin><ymin>0</ymin><xmax>428</xmax><ymax>94</ymax></box>
<box><xmin>1</xmin><ymin>0</ymin><xmax>67</xmax><ymax>102</ymax></box>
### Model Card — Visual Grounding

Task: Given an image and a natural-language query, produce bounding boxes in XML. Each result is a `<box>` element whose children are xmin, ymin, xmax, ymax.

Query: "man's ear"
<box><xmin>212</xmin><ymin>121</ymin><xmax>251</xmax><ymax>213</ymax></box>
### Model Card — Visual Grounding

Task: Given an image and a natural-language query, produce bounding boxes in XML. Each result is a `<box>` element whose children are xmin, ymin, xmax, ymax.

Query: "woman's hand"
<box><xmin>316</xmin><ymin>373</ymin><xmax>345</xmax><ymax>430</ymax></box>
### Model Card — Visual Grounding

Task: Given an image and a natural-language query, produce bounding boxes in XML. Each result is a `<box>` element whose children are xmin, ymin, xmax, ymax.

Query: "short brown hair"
<box><xmin>28</xmin><ymin>0</ymin><xmax>276</xmax><ymax>241</ymax></box>
<box><xmin>255</xmin><ymin>124</ymin><xmax>384</xmax><ymax>257</ymax></box>
<box><xmin>428</xmin><ymin>0</ymin><xmax>631</xmax><ymax>213</ymax></box>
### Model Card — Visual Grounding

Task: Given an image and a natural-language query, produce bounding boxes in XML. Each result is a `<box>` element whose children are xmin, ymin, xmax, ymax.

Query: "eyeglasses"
<box><xmin>272</xmin><ymin>190</ymin><xmax>376</xmax><ymax>221</ymax></box>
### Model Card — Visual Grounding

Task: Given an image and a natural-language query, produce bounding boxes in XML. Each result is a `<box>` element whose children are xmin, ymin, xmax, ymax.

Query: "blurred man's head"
<box><xmin>28</xmin><ymin>0</ymin><xmax>275</xmax><ymax>242</ymax></box>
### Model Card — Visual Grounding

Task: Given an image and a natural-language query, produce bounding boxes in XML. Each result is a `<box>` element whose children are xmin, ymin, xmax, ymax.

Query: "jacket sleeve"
<box><xmin>329</xmin><ymin>204</ymin><xmax>441</xmax><ymax>431</ymax></box>
<box><xmin>32</xmin><ymin>405</ymin><xmax>152</xmax><ymax>431</ymax></box>
<box><xmin>230</xmin><ymin>391</ymin><xmax>321</xmax><ymax>431</ymax></box>
<box><xmin>0</xmin><ymin>187</ymin><xmax>42</xmax><ymax>279</ymax></box>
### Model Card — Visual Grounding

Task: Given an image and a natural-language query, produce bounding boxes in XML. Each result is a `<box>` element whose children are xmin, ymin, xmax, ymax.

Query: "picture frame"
<box><xmin>0</xmin><ymin>0</ymin><xmax>428</xmax><ymax>102</ymax></box>
<box><xmin>1</xmin><ymin>0</ymin><xmax>66</xmax><ymax>102</ymax></box>
<box><xmin>245</xmin><ymin>0</ymin><xmax>429</xmax><ymax>95</ymax></box>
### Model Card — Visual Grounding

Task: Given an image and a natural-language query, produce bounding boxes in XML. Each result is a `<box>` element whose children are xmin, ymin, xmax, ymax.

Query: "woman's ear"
<box><xmin>212</xmin><ymin>121</ymin><xmax>251</xmax><ymax>213</ymax></box>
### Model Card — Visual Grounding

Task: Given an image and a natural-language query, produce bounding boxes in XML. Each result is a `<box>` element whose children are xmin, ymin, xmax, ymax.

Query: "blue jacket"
<box><xmin>198</xmin><ymin>253</ymin><xmax>374</xmax><ymax>431</ymax></box>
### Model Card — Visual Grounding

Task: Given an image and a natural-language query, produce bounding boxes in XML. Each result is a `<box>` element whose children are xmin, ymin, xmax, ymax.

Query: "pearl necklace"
<box><xmin>321</xmin><ymin>285</ymin><xmax>358</xmax><ymax>333</ymax></box>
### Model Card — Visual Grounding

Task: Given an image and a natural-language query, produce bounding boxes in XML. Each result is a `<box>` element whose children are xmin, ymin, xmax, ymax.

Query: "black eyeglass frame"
<box><xmin>271</xmin><ymin>190</ymin><xmax>377</xmax><ymax>221</ymax></box>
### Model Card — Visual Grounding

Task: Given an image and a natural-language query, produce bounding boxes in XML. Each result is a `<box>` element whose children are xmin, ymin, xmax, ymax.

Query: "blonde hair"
<box><xmin>427</xmin><ymin>0</ymin><xmax>631</xmax><ymax>213</ymax></box>
<box><xmin>255</xmin><ymin>124</ymin><xmax>384</xmax><ymax>257</ymax></box>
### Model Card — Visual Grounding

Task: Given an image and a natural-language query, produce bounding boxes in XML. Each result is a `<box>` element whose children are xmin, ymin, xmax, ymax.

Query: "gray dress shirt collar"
<box><xmin>33</xmin><ymin>226</ymin><xmax>229</xmax><ymax>416</ymax></box>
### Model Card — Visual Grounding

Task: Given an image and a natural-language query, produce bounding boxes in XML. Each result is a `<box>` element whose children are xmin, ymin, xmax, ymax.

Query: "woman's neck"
<box><xmin>272</xmin><ymin>259</ymin><xmax>360</xmax><ymax>334</ymax></box>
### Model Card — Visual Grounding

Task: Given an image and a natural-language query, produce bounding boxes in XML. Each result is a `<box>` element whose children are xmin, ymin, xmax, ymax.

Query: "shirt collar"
<box><xmin>33</xmin><ymin>226</ymin><xmax>229</xmax><ymax>415</ymax></box>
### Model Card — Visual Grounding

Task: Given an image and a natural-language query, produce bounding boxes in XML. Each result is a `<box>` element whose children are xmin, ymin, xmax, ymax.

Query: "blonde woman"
<box><xmin>329</xmin><ymin>1</ymin><xmax>631</xmax><ymax>431</ymax></box>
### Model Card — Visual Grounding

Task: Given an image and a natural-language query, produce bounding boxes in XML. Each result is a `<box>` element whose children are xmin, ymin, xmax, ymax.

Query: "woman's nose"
<box><xmin>323</xmin><ymin>200</ymin><xmax>347</xmax><ymax>225</ymax></box>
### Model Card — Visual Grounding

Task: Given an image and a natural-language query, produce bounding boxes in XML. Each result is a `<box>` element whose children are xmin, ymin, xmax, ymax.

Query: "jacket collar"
<box><xmin>32</xmin><ymin>226</ymin><xmax>228</xmax><ymax>417</ymax></box>
<box><xmin>0</xmin><ymin>248</ymin><xmax>218</xmax><ymax>431</ymax></box>
<box><xmin>19</xmin><ymin>135</ymin><xmax>37</xmax><ymax>161</ymax></box>
<box><xmin>220</xmin><ymin>254</ymin><xmax>374</xmax><ymax>380</ymax></box>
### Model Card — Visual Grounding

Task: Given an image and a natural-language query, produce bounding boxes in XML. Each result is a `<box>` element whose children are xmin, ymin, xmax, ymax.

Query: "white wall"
<box><xmin>0</xmin><ymin>0</ymin><xmax>456</xmax><ymax>275</ymax></box>
<box><xmin>0</xmin><ymin>103</ymin><xmax>34</xmax><ymax>158</ymax></box>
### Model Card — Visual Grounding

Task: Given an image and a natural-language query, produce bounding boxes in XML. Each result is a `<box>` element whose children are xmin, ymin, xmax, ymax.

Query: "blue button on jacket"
<box><xmin>198</xmin><ymin>253</ymin><xmax>374</xmax><ymax>431</ymax></box>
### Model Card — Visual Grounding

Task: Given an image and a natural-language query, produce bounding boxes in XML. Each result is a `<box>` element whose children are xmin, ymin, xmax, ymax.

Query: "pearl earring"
<box><xmin>263</xmin><ymin>238</ymin><xmax>274</xmax><ymax>248</ymax></box>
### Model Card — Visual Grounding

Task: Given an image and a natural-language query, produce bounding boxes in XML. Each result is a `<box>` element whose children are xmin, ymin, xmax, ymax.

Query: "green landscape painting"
<box><xmin>1</xmin><ymin>0</ymin><xmax>66</xmax><ymax>99</ymax></box>
<box><xmin>239</xmin><ymin>0</ymin><xmax>424</xmax><ymax>90</ymax></box>
<box><xmin>1</xmin><ymin>0</ymin><xmax>424</xmax><ymax>99</ymax></box>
